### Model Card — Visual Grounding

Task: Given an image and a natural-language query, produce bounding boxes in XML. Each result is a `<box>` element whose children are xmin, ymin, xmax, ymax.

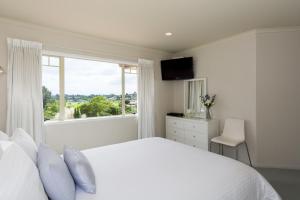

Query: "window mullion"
<box><xmin>59</xmin><ymin>56</ymin><xmax>65</xmax><ymax>120</ymax></box>
<box><xmin>121</xmin><ymin>66</ymin><xmax>125</xmax><ymax>115</ymax></box>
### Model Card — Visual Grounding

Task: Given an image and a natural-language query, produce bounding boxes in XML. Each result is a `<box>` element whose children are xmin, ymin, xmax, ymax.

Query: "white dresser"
<box><xmin>166</xmin><ymin>116</ymin><xmax>219</xmax><ymax>150</ymax></box>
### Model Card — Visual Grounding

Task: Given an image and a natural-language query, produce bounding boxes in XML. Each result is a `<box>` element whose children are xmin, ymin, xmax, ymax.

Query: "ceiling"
<box><xmin>0</xmin><ymin>0</ymin><xmax>299</xmax><ymax>53</ymax></box>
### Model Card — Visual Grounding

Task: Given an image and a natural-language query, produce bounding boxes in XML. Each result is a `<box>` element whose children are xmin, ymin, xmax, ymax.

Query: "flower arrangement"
<box><xmin>200</xmin><ymin>94</ymin><xmax>216</xmax><ymax>108</ymax></box>
<box><xmin>200</xmin><ymin>94</ymin><xmax>216</xmax><ymax>119</ymax></box>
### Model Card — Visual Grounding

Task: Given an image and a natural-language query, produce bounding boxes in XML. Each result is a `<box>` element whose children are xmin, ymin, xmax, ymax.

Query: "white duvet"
<box><xmin>77</xmin><ymin>137</ymin><xmax>281</xmax><ymax>200</ymax></box>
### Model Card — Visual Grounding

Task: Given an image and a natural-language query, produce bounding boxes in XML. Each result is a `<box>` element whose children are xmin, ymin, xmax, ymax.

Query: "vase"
<box><xmin>205</xmin><ymin>107</ymin><xmax>211</xmax><ymax>120</ymax></box>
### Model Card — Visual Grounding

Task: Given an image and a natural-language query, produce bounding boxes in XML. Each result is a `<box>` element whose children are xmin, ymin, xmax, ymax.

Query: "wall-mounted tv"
<box><xmin>161</xmin><ymin>57</ymin><xmax>194</xmax><ymax>80</ymax></box>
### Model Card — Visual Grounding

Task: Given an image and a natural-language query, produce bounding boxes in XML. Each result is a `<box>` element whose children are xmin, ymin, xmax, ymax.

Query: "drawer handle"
<box><xmin>193</xmin><ymin>145</ymin><xmax>196</xmax><ymax>147</ymax></box>
<box><xmin>193</xmin><ymin>135</ymin><xmax>196</xmax><ymax>138</ymax></box>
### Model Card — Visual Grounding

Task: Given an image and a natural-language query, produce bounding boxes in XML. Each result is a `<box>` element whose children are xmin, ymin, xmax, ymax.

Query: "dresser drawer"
<box><xmin>167</xmin><ymin>118</ymin><xmax>184</xmax><ymax>129</ymax></box>
<box><xmin>185</xmin><ymin>139</ymin><xmax>207</xmax><ymax>149</ymax></box>
<box><xmin>198</xmin><ymin>142</ymin><xmax>208</xmax><ymax>150</ymax></box>
<box><xmin>165</xmin><ymin>116</ymin><xmax>218</xmax><ymax>151</ymax></box>
<box><xmin>185</xmin><ymin>131</ymin><xmax>207</xmax><ymax>142</ymax></box>
<box><xmin>185</xmin><ymin>138</ymin><xmax>208</xmax><ymax>149</ymax></box>
<box><xmin>183</xmin><ymin>121</ymin><xmax>207</xmax><ymax>132</ymax></box>
<box><xmin>168</xmin><ymin>134</ymin><xmax>185</xmax><ymax>143</ymax></box>
<box><xmin>167</xmin><ymin>126</ymin><xmax>185</xmax><ymax>137</ymax></box>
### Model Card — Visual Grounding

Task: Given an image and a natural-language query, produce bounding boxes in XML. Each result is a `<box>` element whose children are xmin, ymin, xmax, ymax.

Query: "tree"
<box><xmin>78</xmin><ymin>96</ymin><xmax>121</xmax><ymax>117</ymax></box>
<box><xmin>42</xmin><ymin>86</ymin><xmax>59</xmax><ymax>120</ymax></box>
<box><xmin>125</xmin><ymin>99</ymin><xmax>130</xmax><ymax>104</ymax></box>
<box><xmin>42</xmin><ymin>86</ymin><xmax>52</xmax><ymax>109</ymax></box>
<box><xmin>125</xmin><ymin>104</ymin><xmax>137</xmax><ymax>114</ymax></box>
<box><xmin>73</xmin><ymin>107</ymin><xmax>81</xmax><ymax>118</ymax></box>
<box><xmin>44</xmin><ymin>100</ymin><xmax>59</xmax><ymax>120</ymax></box>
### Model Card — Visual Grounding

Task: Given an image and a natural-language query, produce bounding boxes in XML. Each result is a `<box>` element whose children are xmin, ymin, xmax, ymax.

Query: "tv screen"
<box><xmin>161</xmin><ymin>57</ymin><xmax>194</xmax><ymax>80</ymax></box>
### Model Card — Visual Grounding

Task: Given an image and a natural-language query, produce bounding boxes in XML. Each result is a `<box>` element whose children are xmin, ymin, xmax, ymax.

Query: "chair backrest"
<box><xmin>222</xmin><ymin>118</ymin><xmax>245</xmax><ymax>141</ymax></box>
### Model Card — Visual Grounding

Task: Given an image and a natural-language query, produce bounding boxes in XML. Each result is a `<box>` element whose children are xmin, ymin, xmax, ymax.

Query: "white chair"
<box><xmin>209</xmin><ymin>118</ymin><xmax>252</xmax><ymax>166</ymax></box>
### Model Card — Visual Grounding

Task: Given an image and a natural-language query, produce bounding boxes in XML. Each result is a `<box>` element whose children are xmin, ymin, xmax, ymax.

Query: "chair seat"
<box><xmin>211</xmin><ymin>136</ymin><xmax>244</xmax><ymax>147</ymax></box>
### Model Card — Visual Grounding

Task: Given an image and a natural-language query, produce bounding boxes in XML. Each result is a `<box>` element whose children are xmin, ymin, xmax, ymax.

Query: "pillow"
<box><xmin>11</xmin><ymin>128</ymin><xmax>37</xmax><ymax>164</ymax></box>
<box><xmin>38</xmin><ymin>143</ymin><xmax>75</xmax><ymax>200</ymax></box>
<box><xmin>0</xmin><ymin>130</ymin><xmax>9</xmax><ymax>140</ymax></box>
<box><xmin>64</xmin><ymin>146</ymin><xmax>96</xmax><ymax>194</ymax></box>
<box><xmin>0</xmin><ymin>141</ymin><xmax>48</xmax><ymax>200</ymax></box>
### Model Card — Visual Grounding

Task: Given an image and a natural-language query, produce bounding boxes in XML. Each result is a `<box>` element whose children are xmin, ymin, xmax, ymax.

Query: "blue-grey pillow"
<box><xmin>38</xmin><ymin>144</ymin><xmax>75</xmax><ymax>200</ymax></box>
<box><xmin>64</xmin><ymin>146</ymin><xmax>96</xmax><ymax>194</ymax></box>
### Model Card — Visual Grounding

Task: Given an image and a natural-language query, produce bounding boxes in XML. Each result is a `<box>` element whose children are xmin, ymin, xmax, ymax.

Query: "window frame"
<box><xmin>42</xmin><ymin>53</ymin><xmax>138</xmax><ymax>122</ymax></box>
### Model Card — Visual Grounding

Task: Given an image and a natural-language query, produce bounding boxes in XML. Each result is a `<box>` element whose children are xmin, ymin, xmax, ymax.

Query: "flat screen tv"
<box><xmin>161</xmin><ymin>57</ymin><xmax>194</xmax><ymax>80</ymax></box>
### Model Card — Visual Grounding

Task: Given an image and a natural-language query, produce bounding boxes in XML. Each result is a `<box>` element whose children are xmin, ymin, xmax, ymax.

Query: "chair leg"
<box><xmin>245</xmin><ymin>142</ymin><xmax>253</xmax><ymax>167</ymax></box>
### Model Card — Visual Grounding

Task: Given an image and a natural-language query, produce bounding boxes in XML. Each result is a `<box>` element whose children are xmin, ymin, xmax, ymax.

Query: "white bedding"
<box><xmin>0</xmin><ymin>141</ymin><xmax>48</xmax><ymax>200</ymax></box>
<box><xmin>77</xmin><ymin>137</ymin><xmax>280</xmax><ymax>200</ymax></box>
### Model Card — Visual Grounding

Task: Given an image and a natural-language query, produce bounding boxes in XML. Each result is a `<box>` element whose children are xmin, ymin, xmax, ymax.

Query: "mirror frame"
<box><xmin>183</xmin><ymin>78</ymin><xmax>207</xmax><ymax>117</ymax></box>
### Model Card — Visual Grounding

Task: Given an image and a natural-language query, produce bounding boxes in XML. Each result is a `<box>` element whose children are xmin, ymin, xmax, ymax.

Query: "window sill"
<box><xmin>44</xmin><ymin>114</ymin><xmax>137</xmax><ymax>126</ymax></box>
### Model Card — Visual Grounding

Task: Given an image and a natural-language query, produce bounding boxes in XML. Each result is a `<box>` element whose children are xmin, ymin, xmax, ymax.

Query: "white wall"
<box><xmin>256</xmin><ymin>28</ymin><xmax>300</xmax><ymax>169</ymax></box>
<box><xmin>172</xmin><ymin>31</ymin><xmax>257</xmax><ymax>164</ymax></box>
<box><xmin>45</xmin><ymin>116</ymin><xmax>137</xmax><ymax>153</ymax></box>
<box><xmin>0</xmin><ymin>17</ymin><xmax>172</xmax><ymax>150</ymax></box>
<box><xmin>172</xmin><ymin>29</ymin><xmax>300</xmax><ymax>169</ymax></box>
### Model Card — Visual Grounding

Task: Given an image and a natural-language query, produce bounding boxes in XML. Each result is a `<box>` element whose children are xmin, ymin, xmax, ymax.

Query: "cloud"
<box><xmin>43</xmin><ymin>57</ymin><xmax>137</xmax><ymax>95</ymax></box>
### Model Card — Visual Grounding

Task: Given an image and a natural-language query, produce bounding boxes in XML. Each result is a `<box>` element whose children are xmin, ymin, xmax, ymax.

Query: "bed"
<box><xmin>76</xmin><ymin>137</ymin><xmax>280</xmax><ymax>200</ymax></box>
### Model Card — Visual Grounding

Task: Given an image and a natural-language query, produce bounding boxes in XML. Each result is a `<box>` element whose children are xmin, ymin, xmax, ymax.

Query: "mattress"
<box><xmin>76</xmin><ymin>137</ymin><xmax>281</xmax><ymax>200</ymax></box>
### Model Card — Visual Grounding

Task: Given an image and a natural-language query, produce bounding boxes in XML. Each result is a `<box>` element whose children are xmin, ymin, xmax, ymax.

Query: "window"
<box><xmin>124</xmin><ymin>66</ymin><xmax>137</xmax><ymax>114</ymax></box>
<box><xmin>42</xmin><ymin>56</ymin><xmax>60</xmax><ymax>121</ymax></box>
<box><xmin>42</xmin><ymin>55</ymin><xmax>137</xmax><ymax>121</ymax></box>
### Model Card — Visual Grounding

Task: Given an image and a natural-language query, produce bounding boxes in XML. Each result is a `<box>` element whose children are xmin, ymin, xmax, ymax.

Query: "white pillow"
<box><xmin>0</xmin><ymin>130</ymin><xmax>9</xmax><ymax>140</ymax></box>
<box><xmin>0</xmin><ymin>141</ymin><xmax>48</xmax><ymax>200</ymax></box>
<box><xmin>11</xmin><ymin>128</ymin><xmax>38</xmax><ymax>164</ymax></box>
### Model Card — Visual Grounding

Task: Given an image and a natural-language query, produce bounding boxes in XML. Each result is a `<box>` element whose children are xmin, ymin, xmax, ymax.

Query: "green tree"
<box><xmin>42</xmin><ymin>86</ymin><xmax>59</xmax><ymax>120</ymax></box>
<box><xmin>73</xmin><ymin>107</ymin><xmax>81</xmax><ymax>118</ymax></box>
<box><xmin>44</xmin><ymin>100</ymin><xmax>59</xmax><ymax>120</ymax></box>
<box><xmin>42</xmin><ymin>86</ymin><xmax>52</xmax><ymax>109</ymax></box>
<box><xmin>125</xmin><ymin>104</ymin><xmax>137</xmax><ymax>114</ymax></box>
<box><xmin>79</xmin><ymin>96</ymin><xmax>121</xmax><ymax>117</ymax></box>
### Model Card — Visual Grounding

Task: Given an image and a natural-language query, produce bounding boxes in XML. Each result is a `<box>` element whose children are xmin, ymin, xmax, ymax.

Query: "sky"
<box><xmin>42</xmin><ymin>57</ymin><xmax>137</xmax><ymax>95</ymax></box>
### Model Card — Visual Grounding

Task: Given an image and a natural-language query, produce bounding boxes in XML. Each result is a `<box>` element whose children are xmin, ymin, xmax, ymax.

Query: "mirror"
<box><xmin>184</xmin><ymin>78</ymin><xmax>207</xmax><ymax>118</ymax></box>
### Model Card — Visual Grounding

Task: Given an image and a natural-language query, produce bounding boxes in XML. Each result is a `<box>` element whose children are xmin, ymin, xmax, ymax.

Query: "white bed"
<box><xmin>77</xmin><ymin>137</ymin><xmax>280</xmax><ymax>200</ymax></box>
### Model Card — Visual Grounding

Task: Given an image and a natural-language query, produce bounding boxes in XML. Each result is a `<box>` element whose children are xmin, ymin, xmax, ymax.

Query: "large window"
<box><xmin>42</xmin><ymin>55</ymin><xmax>137</xmax><ymax>121</ymax></box>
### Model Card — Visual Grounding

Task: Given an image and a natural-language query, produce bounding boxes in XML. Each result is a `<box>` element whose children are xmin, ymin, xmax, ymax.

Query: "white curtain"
<box><xmin>137</xmin><ymin>59</ymin><xmax>155</xmax><ymax>139</ymax></box>
<box><xmin>6</xmin><ymin>38</ymin><xmax>44</xmax><ymax>144</ymax></box>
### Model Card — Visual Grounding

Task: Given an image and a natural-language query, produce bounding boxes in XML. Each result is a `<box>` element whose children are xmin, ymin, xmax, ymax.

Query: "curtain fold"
<box><xmin>6</xmin><ymin>38</ymin><xmax>44</xmax><ymax>144</ymax></box>
<box><xmin>137</xmin><ymin>59</ymin><xmax>155</xmax><ymax>139</ymax></box>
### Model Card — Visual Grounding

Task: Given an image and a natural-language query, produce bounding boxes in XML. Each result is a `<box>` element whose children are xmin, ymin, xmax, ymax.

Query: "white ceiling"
<box><xmin>0</xmin><ymin>0</ymin><xmax>299</xmax><ymax>52</ymax></box>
